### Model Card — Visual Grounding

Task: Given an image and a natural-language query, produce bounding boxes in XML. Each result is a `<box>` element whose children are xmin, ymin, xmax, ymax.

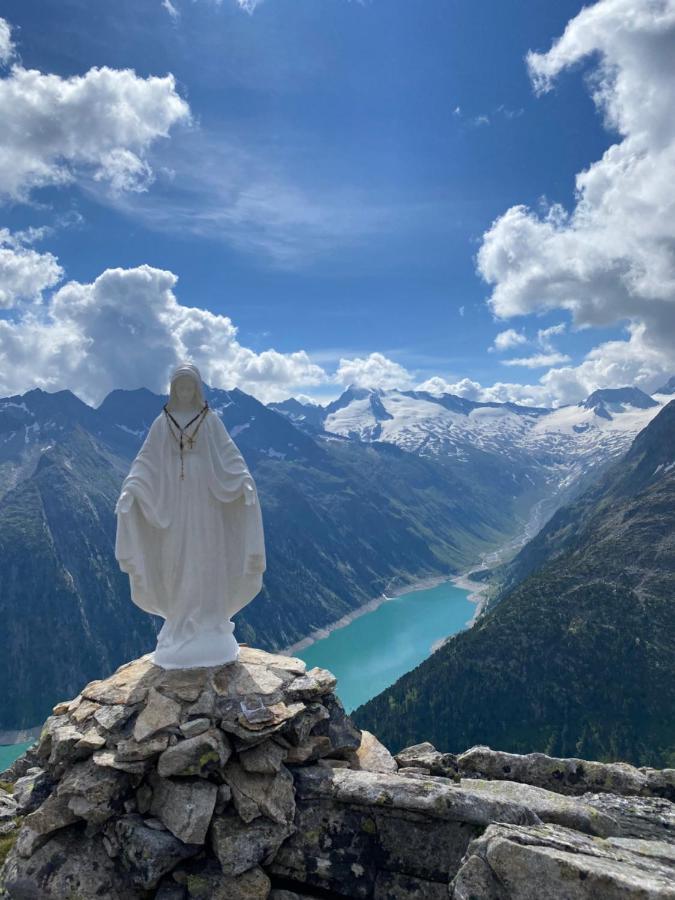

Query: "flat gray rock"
<box><xmin>451</xmin><ymin>821</ymin><xmax>675</xmax><ymax>899</ymax></box>
<box><xmin>457</xmin><ymin>745</ymin><xmax>675</xmax><ymax>800</ymax></box>
<box><xmin>82</xmin><ymin>655</ymin><xmax>162</xmax><ymax>706</ymax></box>
<box><xmin>133</xmin><ymin>688</ymin><xmax>182</xmax><ymax>742</ymax></box>
<box><xmin>395</xmin><ymin>741</ymin><xmax>458</xmax><ymax>777</ymax></box>
<box><xmin>285</xmin><ymin>667</ymin><xmax>337</xmax><ymax>701</ymax></box>
<box><xmin>150</xmin><ymin>774</ymin><xmax>218</xmax><ymax>844</ymax></box>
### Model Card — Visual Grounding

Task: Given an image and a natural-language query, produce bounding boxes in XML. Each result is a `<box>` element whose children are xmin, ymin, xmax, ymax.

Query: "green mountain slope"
<box><xmin>353</xmin><ymin>400</ymin><xmax>675</xmax><ymax>767</ymax></box>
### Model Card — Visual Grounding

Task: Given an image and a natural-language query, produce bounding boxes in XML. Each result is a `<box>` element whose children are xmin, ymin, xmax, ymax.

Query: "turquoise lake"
<box><xmin>0</xmin><ymin>740</ymin><xmax>33</xmax><ymax>773</ymax></box>
<box><xmin>0</xmin><ymin>579</ymin><xmax>473</xmax><ymax>770</ymax></box>
<box><xmin>297</xmin><ymin>579</ymin><xmax>474</xmax><ymax>712</ymax></box>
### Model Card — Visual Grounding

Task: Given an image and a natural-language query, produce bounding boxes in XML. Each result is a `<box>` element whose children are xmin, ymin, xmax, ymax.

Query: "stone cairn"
<box><xmin>1</xmin><ymin>646</ymin><xmax>674</xmax><ymax>899</ymax></box>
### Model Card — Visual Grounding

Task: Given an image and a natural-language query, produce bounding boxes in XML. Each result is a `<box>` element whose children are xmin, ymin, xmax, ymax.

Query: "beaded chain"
<box><xmin>163</xmin><ymin>401</ymin><xmax>210</xmax><ymax>479</ymax></box>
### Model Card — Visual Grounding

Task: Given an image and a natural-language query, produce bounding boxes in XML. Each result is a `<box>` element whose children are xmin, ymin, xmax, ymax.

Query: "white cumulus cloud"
<box><xmin>0</xmin><ymin>229</ymin><xmax>63</xmax><ymax>308</ymax></box>
<box><xmin>476</xmin><ymin>0</ymin><xmax>675</xmax><ymax>398</ymax></box>
<box><xmin>0</xmin><ymin>264</ymin><xmax>330</xmax><ymax>404</ymax></box>
<box><xmin>492</xmin><ymin>328</ymin><xmax>528</xmax><ymax>352</ymax></box>
<box><xmin>415</xmin><ymin>376</ymin><xmax>484</xmax><ymax>400</ymax></box>
<box><xmin>335</xmin><ymin>352</ymin><xmax>415</xmax><ymax>391</ymax></box>
<box><xmin>0</xmin><ymin>53</ymin><xmax>190</xmax><ymax>201</ymax></box>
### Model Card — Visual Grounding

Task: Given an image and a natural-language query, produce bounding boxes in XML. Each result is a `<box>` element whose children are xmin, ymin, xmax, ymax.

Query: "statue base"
<box><xmin>151</xmin><ymin>618</ymin><xmax>240</xmax><ymax>669</ymax></box>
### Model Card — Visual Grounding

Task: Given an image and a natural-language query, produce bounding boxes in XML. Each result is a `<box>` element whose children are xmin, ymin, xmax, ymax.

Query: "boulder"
<box><xmin>181</xmin><ymin>717</ymin><xmax>211</xmax><ymax>737</ymax></box>
<box><xmin>238</xmin><ymin>738</ymin><xmax>287</xmax><ymax>774</ymax></box>
<box><xmin>93</xmin><ymin>749</ymin><xmax>151</xmax><ymax>775</ymax></box>
<box><xmin>57</xmin><ymin>757</ymin><xmax>129</xmax><ymax>824</ymax></box>
<box><xmin>150</xmin><ymin>774</ymin><xmax>218</xmax><ymax>844</ymax></box>
<box><xmin>399</xmin><ymin>770</ymin><xmax>619</xmax><ymax>837</ymax></box>
<box><xmin>457</xmin><ymin>745</ymin><xmax>675</xmax><ymax>800</ymax></box>
<box><xmin>238</xmin><ymin>646</ymin><xmax>306</xmax><ymax>676</ymax></box>
<box><xmin>158</xmin><ymin>729</ymin><xmax>231</xmax><ymax>778</ymax></box>
<box><xmin>285</xmin><ymin>667</ymin><xmax>337</xmax><ymax>701</ymax></box>
<box><xmin>116</xmin><ymin>733</ymin><xmax>171</xmax><ymax>762</ymax></box>
<box><xmin>133</xmin><ymin>687</ymin><xmax>182</xmax><ymax>741</ymax></box>
<box><xmin>580</xmin><ymin>792</ymin><xmax>675</xmax><ymax>842</ymax></box>
<box><xmin>94</xmin><ymin>702</ymin><xmax>140</xmax><ymax>732</ymax></box>
<box><xmin>111</xmin><ymin>814</ymin><xmax>201</xmax><ymax>889</ymax></box>
<box><xmin>310</xmin><ymin>693</ymin><xmax>361</xmax><ymax>755</ymax></box>
<box><xmin>346</xmin><ymin>729</ymin><xmax>398</xmax><ymax>774</ymax></box>
<box><xmin>223</xmin><ymin>759</ymin><xmax>295</xmax><ymax>825</ymax></box>
<box><xmin>283</xmin><ymin>734</ymin><xmax>333</xmax><ymax>764</ymax></box>
<box><xmin>210</xmin><ymin>808</ymin><xmax>294</xmax><ymax>875</ymax></box>
<box><xmin>0</xmin><ymin>790</ymin><xmax>18</xmax><ymax>823</ymax></box>
<box><xmin>177</xmin><ymin>860</ymin><xmax>271</xmax><ymax>899</ymax></box>
<box><xmin>82</xmin><ymin>654</ymin><xmax>162</xmax><ymax>706</ymax></box>
<box><xmin>451</xmin><ymin>821</ymin><xmax>675</xmax><ymax>899</ymax></box>
<box><xmin>4</xmin><ymin>826</ymin><xmax>144</xmax><ymax>898</ymax></box>
<box><xmin>15</xmin><ymin>793</ymin><xmax>80</xmax><ymax>857</ymax></box>
<box><xmin>395</xmin><ymin>741</ymin><xmax>459</xmax><ymax>777</ymax></box>
<box><xmin>282</xmin><ymin>701</ymin><xmax>330</xmax><ymax>747</ymax></box>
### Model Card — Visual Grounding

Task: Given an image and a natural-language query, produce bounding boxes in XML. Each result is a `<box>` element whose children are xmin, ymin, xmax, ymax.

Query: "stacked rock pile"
<box><xmin>0</xmin><ymin>646</ymin><xmax>363</xmax><ymax>899</ymax></box>
<box><xmin>1</xmin><ymin>646</ymin><xmax>674</xmax><ymax>899</ymax></box>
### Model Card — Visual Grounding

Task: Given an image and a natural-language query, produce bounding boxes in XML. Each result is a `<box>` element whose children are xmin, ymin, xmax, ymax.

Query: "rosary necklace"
<box><xmin>163</xmin><ymin>401</ymin><xmax>210</xmax><ymax>479</ymax></box>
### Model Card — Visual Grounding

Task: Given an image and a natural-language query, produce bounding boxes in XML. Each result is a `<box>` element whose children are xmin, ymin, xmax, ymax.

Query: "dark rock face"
<box><xmin>1</xmin><ymin>650</ymin><xmax>674</xmax><ymax>899</ymax></box>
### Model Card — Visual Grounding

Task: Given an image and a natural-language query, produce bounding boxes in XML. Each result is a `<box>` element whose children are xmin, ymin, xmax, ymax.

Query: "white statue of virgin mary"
<box><xmin>114</xmin><ymin>363</ymin><xmax>266</xmax><ymax>669</ymax></box>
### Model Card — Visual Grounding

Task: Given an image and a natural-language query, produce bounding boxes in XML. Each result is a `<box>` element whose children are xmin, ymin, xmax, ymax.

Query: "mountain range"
<box><xmin>273</xmin><ymin>383</ymin><xmax>668</xmax><ymax>561</ymax></box>
<box><xmin>0</xmin><ymin>383</ymin><xmax>515</xmax><ymax>734</ymax></box>
<box><xmin>0</xmin><ymin>380</ymin><xmax>670</xmax><ymax>737</ymax></box>
<box><xmin>353</xmin><ymin>398</ymin><xmax>675</xmax><ymax>767</ymax></box>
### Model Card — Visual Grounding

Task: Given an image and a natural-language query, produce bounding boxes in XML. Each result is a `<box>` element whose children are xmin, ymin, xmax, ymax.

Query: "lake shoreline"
<box><xmin>451</xmin><ymin>572</ymin><xmax>491</xmax><ymax>624</ymax></box>
<box><xmin>280</xmin><ymin>572</ymin><xmax>453</xmax><ymax>657</ymax></box>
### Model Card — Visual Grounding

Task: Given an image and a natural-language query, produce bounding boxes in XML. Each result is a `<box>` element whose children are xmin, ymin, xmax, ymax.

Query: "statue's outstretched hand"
<box><xmin>116</xmin><ymin>490</ymin><xmax>134</xmax><ymax>514</ymax></box>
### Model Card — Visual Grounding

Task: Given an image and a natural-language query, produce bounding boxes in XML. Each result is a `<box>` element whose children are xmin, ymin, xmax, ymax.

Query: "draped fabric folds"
<box><xmin>115</xmin><ymin>402</ymin><xmax>265</xmax><ymax>668</ymax></box>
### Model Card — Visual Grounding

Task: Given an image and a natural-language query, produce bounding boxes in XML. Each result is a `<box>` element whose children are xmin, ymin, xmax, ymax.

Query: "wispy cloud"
<box><xmin>501</xmin><ymin>351</ymin><xmax>571</xmax><ymax>369</ymax></box>
<box><xmin>103</xmin><ymin>130</ymin><xmax>429</xmax><ymax>269</ymax></box>
<box><xmin>236</xmin><ymin>0</ymin><xmax>265</xmax><ymax>12</ymax></box>
<box><xmin>162</xmin><ymin>0</ymin><xmax>180</xmax><ymax>21</ymax></box>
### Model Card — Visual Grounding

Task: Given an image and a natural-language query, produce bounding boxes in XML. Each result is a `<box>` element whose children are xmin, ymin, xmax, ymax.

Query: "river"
<box><xmin>296</xmin><ymin>578</ymin><xmax>475</xmax><ymax>712</ymax></box>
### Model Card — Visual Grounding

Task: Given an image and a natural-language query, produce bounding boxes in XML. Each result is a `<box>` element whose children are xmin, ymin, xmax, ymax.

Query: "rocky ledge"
<box><xmin>0</xmin><ymin>648</ymin><xmax>673</xmax><ymax>899</ymax></box>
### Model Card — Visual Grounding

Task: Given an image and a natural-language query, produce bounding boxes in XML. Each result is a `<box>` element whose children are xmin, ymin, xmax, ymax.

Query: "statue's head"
<box><xmin>167</xmin><ymin>363</ymin><xmax>206</xmax><ymax>411</ymax></box>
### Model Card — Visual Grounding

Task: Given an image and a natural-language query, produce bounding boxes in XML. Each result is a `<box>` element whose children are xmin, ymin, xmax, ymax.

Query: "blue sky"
<box><xmin>0</xmin><ymin>0</ymin><xmax>673</xmax><ymax>405</ymax></box>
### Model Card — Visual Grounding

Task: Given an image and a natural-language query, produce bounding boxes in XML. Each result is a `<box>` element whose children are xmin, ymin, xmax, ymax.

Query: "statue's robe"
<box><xmin>115</xmin><ymin>409</ymin><xmax>265</xmax><ymax>667</ymax></box>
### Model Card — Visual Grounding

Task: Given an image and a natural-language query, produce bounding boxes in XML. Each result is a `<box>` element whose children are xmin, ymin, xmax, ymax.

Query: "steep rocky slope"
<box><xmin>353</xmin><ymin>400</ymin><xmax>675</xmax><ymax>767</ymax></box>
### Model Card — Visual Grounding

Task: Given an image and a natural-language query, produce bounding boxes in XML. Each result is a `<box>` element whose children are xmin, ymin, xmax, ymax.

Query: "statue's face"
<box><xmin>175</xmin><ymin>376</ymin><xmax>196</xmax><ymax>405</ymax></box>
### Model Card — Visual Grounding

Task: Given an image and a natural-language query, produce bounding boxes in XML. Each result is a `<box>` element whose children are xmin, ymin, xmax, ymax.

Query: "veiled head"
<box><xmin>167</xmin><ymin>363</ymin><xmax>206</xmax><ymax>411</ymax></box>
